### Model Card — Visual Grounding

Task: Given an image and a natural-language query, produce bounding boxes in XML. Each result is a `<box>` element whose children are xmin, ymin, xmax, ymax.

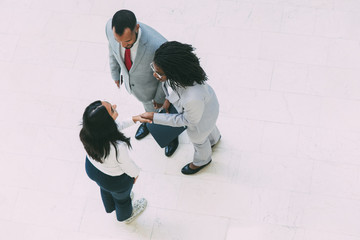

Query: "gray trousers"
<box><xmin>192</xmin><ymin>126</ymin><xmax>221</xmax><ymax>166</ymax></box>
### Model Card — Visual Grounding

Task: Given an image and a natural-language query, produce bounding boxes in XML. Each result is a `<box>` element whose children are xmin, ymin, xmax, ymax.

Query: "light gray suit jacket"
<box><xmin>106</xmin><ymin>20</ymin><xmax>166</xmax><ymax>111</ymax></box>
<box><xmin>153</xmin><ymin>82</ymin><xmax>219</xmax><ymax>144</ymax></box>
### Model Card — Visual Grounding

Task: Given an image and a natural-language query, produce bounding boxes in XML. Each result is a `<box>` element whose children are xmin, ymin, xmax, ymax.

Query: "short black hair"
<box><xmin>112</xmin><ymin>9</ymin><xmax>137</xmax><ymax>36</ymax></box>
<box><xmin>154</xmin><ymin>41</ymin><xmax>208</xmax><ymax>90</ymax></box>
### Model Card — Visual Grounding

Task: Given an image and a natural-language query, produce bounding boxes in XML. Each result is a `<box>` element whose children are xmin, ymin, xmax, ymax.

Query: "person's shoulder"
<box><xmin>139</xmin><ymin>22</ymin><xmax>155</xmax><ymax>33</ymax></box>
<box><xmin>186</xmin><ymin>83</ymin><xmax>205</xmax><ymax>92</ymax></box>
<box><xmin>139</xmin><ymin>22</ymin><xmax>159</xmax><ymax>36</ymax></box>
<box><xmin>183</xmin><ymin>84</ymin><xmax>207</xmax><ymax>99</ymax></box>
<box><xmin>105</xmin><ymin>18</ymin><xmax>114</xmax><ymax>39</ymax></box>
<box><xmin>139</xmin><ymin>22</ymin><xmax>166</xmax><ymax>44</ymax></box>
<box><xmin>106</xmin><ymin>18</ymin><xmax>112</xmax><ymax>29</ymax></box>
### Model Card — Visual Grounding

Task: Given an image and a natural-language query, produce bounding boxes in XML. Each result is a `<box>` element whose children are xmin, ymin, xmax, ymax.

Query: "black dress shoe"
<box><xmin>181</xmin><ymin>160</ymin><xmax>212</xmax><ymax>175</ymax></box>
<box><xmin>135</xmin><ymin>123</ymin><xmax>150</xmax><ymax>140</ymax></box>
<box><xmin>165</xmin><ymin>137</ymin><xmax>179</xmax><ymax>157</ymax></box>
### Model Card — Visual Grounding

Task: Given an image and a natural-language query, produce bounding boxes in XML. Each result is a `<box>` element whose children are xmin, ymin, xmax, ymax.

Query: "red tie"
<box><xmin>125</xmin><ymin>48</ymin><xmax>132</xmax><ymax>71</ymax></box>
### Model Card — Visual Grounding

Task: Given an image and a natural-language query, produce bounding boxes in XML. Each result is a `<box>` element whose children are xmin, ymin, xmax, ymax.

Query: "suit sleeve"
<box><xmin>153</xmin><ymin>99</ymin><xmax>205</xmax><ymax>127</ymax></box>
<box><xmin>153</xmin><ymin>81</ymin><xmax>166</xmax><ymax>104</ymax></box>
<box><xmin>108</xmin><ymin>43</ymin><xmax>121</xmax><ymax>81</ymax></box>
<box><xmin>105</xmin><ymin>21</ymin><xmax>121</xmax><ymax>81</ymax></box>
<box><xmin>149</xmin><ymin>29</ymin><xmax>167</xmax><ymax>104</ymax></box>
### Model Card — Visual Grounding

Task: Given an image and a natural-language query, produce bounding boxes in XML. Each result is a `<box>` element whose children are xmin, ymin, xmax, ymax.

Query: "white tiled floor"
<box><xmin>1</xmin><ymin>0</ymin><xmax>360</xmax><ymax>239</ymax></box>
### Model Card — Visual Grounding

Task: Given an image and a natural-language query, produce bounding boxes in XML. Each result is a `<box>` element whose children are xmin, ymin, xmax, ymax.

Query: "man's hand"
<box><xmin>115</xmin><ymin>80</ymin><xmax>120</xmax><ymax>88</ymax></box>
<box><xmin>132</xmin><ymin>115</ymin><xmax>152</xmax><ymax>123</ymax></box>
<box><xmin>115</xmin><ymin>78</ymin><xmax>123</xmax><ymax>88</ymax></box>
<box><xmin>140</xmin><ymin>112</ymin><xmax>155</xmax><ymax>121</ymax></box>
<box><xmin>153</xmin><ymin>100</ymin><xmax>163</xmax><ymax>109</ymax></box>
<box><xmin>162</xmin><ymin>99</ymin><xmax>170</xmax><ymax>113</ymax></box>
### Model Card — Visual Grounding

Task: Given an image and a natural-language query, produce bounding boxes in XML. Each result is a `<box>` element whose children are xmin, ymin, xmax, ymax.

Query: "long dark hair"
<box><xmin>153</xmin><ymin>41</ymin><xmax>208</xmax><ymax>91</ymax></box>
<box><xmin>79</xmin><ymin>100</ymin><xmax>131</xmax><ymax>163</ymax></box>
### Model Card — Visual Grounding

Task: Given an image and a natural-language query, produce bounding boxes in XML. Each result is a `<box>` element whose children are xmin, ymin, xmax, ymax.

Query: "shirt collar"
<box><xmin>131</xmin><ymin>26</ymin><xmax>141</xmax><ymax>49</ymax></box>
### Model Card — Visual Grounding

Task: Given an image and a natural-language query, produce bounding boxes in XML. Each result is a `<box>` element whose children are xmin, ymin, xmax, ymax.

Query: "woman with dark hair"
<box><xmin>79</xmin><ymin>100</ymin><xmax>150</xmax><ymax>223</ymax></box>
<box><xmin>142</xmin><ymin>41</ymin><xmax>221</xmax><ymax>175</ymax></box>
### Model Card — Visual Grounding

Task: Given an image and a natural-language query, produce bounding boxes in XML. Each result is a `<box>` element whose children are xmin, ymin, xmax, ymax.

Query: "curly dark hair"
<box><xmin>79</xmin><ymin>100</ymin><xmax>131</xmax><ymax>163</ymax></box>
<box><xmin>153</xmin><ymin>41</ymin><xmax>208</xmax><ymax>91</ymax></box>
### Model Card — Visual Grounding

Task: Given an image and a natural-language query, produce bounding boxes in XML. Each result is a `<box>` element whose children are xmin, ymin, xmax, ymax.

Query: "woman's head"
<box><xmin>152</xmin><ymin>41</ymin><xmax>207</xmax><ymax>89</ymax></box>
<box><xmin>83</xmin><ymin>101</ymin><xmax>118</xmax><ymax>128</ymax></box>
<box><xmin>79</xmin><ymin>100</ymin><xmax>130</xmax><ymax>163</ymax></box>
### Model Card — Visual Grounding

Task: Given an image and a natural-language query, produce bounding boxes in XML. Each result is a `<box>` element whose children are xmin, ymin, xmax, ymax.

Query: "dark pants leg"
<box><xmin>112</xmin><ymin>186</ymin><xmax>133</xmax><ymax>221</ymax></box>
<box><xmin>100</xmin><ymin>188</ymin><xmax>115</xmax><ymax>213</ymax></box>
<box><xmin>85</xmin><ymin>157</ymin><xmax>134</xmax><ymax>221</ymax></box>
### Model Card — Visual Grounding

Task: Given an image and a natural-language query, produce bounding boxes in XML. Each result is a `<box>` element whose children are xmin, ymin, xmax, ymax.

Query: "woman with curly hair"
<box><xmin>142</xmin><ymin>41</ymin><xmax>221</xmax><ymax>175</ymax></box>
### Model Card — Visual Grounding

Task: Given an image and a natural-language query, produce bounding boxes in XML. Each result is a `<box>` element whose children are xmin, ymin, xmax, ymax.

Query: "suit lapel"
<box><xmin>129</xmin><ymin>26</ymin><xmax>147</xmax><ymax>73</ymax></box>
<box><xmin>112</xmin><ymin>42</ymin><xmax>130</xmax><ymax>91</ymax></box>
<box><xmin>110</xmin><ymin>37</ymin><xmax>126</xmax><ymax>70</ymax></box>
<box><xmin>117</xmin><ymin>44</ymin><xmax>127</xmax><ymax>70</ymax></box>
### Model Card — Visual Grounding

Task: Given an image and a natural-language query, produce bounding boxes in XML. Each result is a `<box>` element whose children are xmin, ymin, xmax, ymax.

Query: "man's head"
<box><xmin>112</xmin><ymin>10</ymin><xmax>140</xmax><ymax>49</ymax></box>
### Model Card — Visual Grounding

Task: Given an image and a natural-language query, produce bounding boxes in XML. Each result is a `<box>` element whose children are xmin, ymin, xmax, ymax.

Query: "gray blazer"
<box><xmin>153</xmin><ymin>82</ymin><xmax>219</xmax><ymax>144</ymax></box>
<box><xmin>105</xmin><ymin>20</ymin><xmax>166</xmax><ymax>110</ymax></box>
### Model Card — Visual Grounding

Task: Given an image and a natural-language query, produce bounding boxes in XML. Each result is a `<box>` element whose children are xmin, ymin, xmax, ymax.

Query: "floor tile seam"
<box><xmin>258</xmin><ymin>28</ymin><xmax>360</xmax><ymax>42</ymax></box>
<box><xmin>229</xmin><ymin>115</ymin><xmax>360</xmax><ymax>134</ymax></box>
<box><xmin>216</xmin><ymin>84</ymin><xmax>360</xmax><ymax>103</ymax></box>
<box><xmin>149</xmin><ymin>204</ymin><xmax>233</xmax><ymax>221</ymax></box>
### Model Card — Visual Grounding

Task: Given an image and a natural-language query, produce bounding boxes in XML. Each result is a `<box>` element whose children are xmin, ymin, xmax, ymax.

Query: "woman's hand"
<box><xmin>162</xmin><ymin>99</ymin><xmax>170</xmax><ymax>113</ymax></box>
<box><xmin>132</xmin><ymin>115</ymin><xmax>152</xmax><ymax>123</ymax></box>
<box><xmin>134</xmin><ymin>176</ymin><xmax>138</xmax><ymax>184</ymax></box>
<box><xmin>140</xmin><ymin>112</ymin><xmax>155</xmax><ymax>121</ymax></box>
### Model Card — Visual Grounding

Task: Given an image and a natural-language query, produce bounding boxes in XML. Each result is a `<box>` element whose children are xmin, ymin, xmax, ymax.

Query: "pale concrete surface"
<box><xmin>1</xmin><ymin>0</ymin><xmax>360</xmax><ymax>239</ymax></box>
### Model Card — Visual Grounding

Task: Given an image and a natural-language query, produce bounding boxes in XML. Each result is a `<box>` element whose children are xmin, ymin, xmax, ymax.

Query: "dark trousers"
<box><xmin>85</xmin><ymin>157</ymin><xmax>134</xmax><ymax>221</ymax></box>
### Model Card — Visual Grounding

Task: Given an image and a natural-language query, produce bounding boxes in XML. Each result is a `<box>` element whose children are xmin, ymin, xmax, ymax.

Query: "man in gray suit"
<box><xmin>105</xmin><ymin>9</ymin><xmax>178</xmax><ymax>157</ymax></box>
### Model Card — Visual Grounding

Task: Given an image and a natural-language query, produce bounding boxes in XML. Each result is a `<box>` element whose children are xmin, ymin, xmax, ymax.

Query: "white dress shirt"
<box><xmin>120</xmin><ymin>27</ymin><xmax>142</xmax><ymax>63</ymax></box>
<box><xmin>87</xmin><ymin>118</ymin><xmax>140</xmax><ymax>178</ymax></box>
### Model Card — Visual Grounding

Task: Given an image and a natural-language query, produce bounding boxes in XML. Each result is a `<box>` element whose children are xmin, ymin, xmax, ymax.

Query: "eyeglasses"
<box><xmin>150</xmin><ymin>62</ymin><xmax>164</xmax><ymax>79</ymax></box>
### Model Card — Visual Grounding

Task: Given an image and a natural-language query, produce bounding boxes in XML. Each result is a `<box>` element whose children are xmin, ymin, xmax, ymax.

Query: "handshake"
<box><xmin>132</xmin><ymin>112</ymin><xmax>155</xmax><ymax>124</ymax></box>
<box><xmin>132</xmin><ymin>99</ymin><xmax>170</xmax><ymax>124</ymax></box>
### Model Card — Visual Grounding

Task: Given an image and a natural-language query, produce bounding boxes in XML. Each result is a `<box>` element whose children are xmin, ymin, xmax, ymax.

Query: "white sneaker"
<box><xmin>124</xmin><ymin>198</ymin><xmax>147</xmax><ymax>224</ymax></box>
